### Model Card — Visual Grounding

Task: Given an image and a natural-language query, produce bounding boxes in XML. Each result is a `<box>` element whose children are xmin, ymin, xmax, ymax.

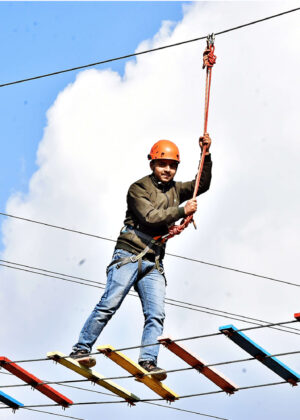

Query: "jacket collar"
<box><xmin>150</xmin><ymin>173</ymin><xmax>174</xmax><ymax>191</ymax></box>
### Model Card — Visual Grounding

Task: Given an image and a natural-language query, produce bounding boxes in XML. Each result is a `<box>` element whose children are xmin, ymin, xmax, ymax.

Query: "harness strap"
<box><xmin>107</xmin><ymin>227</ymin><xmax>164</xmax><ymax>281</ymax></box>
<box><xmin>106</xmin><ymin>253</ymin><xmax>164</xmax><ymax>280</ymax></box>
<box><xmin>124</xmin><ymin>225</ymin><xmax>164</xmax><ymax>252</ymax></box>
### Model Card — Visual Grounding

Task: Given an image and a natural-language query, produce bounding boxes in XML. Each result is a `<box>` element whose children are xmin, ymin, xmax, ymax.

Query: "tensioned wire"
<box><xmin>25</xmin><ymin>397</ymin><xmax>229</xmax><ymax>420</ymax></box>
<box><xmin>4</xmin><ymin>403</ymin><xmax>229</xmax><ymax>420</ymax></box>
<box><xmin>1</xmin><ymin>261</ymin><xmax>300</xmax><ymax>337</ymax></box>
<box><xmin>1</xmin><ymin>349</ymin><xmax>300</xmax><ymax>387</ymax></box>
<box><xmin>4</xmin><ymin>367</ymin><xmax>296</xmax><ymax>419</ymax></box>
<box><xmin>0</xmin><ymin>377</ymin><xmax>228</xmax><ymax>420</ymax></box>
<box><xmin>0</xmin><ymin>212</ymin><xmax>299</xmax><ymax>289</ymax></box>
<box><xmin>23</xmin><ymin>408</ymin><xmax>84</xmax><ymax>420</ymax></box>
<box><xmin>0</xmin><ymin>7</ymin><xmax>299</xmax><ymax>88</ymax></box>
<box><xmin>7</xmin><ymin>387</ymin><xmax>227</xmax><ymax>420</ymax></box>
<box><xmin>4</xmin><ymin>397</ymin><xmax>228</xmax><ymax>420</ymax></box>
<box><xmin>0</xmin><ymin>380</ymin><xmax>293</xmax><ymax>411</ymax></box>
<box><xmin>0</xmin><ymin>319</ymin><xmax>298</xmax><ymax>366</ymax></box>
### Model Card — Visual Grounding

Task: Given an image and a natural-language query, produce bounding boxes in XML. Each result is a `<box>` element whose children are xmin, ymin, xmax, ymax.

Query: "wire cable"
<box><xmin>167</xmin><ymin>252</ymin><xmax>300</xmax><ymax>289</ymax></box>
<box><xmin>1</xmin><ymin>259</ymin><xmax>296</xmax><ymax>329</ymax></box>
<box><xmin>2</xmin><ymin>349</ymin><xmax>300</xmax><ymax>389</ymax></box>
<box><xmin>32</xmin><ymin>382</ymin><xmax>229</xmax><ymax>420</ymax></box>
<box><xmin>144</xmin><ymin>402</ymin><xmax>228</xmax><ymax>420</ymax></box>
<box><xmin>0</xmin><ymin>7</ymin><xmax>299</xmax><ymax>88</ymax></box>
<box><xmin>0</xmin><ymin>379</ymin><xmax>229</xmax><ymax>420</ymax></box>
<box><xmin>104</xmin><ymin>319</ymin><xmax>298</xmax><ymax>354</ymax></box>
<box><xmin>0</xmin><ymin>212</ymin><xmax>114</xmax><ymax>242</ymax></box>
<box><xmin>161</xmin><ymin>381</ymin><xmax>288</xmax><ymax>401</ymax></box>
<box><xmin>1</xmin><ymin>212</ymin><xmax>299</xmax><ymax>289</ymax></box>
<box><xmin>1</xmin><ymin>260</ymin><xmax>300</xmax><ymax>337</ymax></box>
<box><xmin>93</xmin><ymin>319</ymin><xmax>299</xmax><ymax>355</ymax></box>
<box><xmin>0</xmin><ymin>259</ymin><xmax>105</xmax><ymax>287</ymax></box>
<box><xmin>0</xmin><ymin>263</ymin><xmax>101</xmax><ymax>289</ymax></box>
<box><xmin>1</xmin><ymin>319</ymin><xmax>297</xmax><ymax>366</ymax></box>
<box><xmin>23</xmin><ymin>407</ymin><xmax>84</xmax><ymax>420</ymax></box>
<box><xmin>59</xmin><ymin>383</ymin><xmax>229</xmax><ymax>420</ymax></box>
<box><xmin>0</xmin><ymin>379</ymin><xmax>292</xmax><ymax>410</ymax></box>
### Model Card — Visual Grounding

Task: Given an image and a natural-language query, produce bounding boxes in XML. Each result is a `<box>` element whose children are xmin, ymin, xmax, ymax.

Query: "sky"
<box><xmin>0</xmin><ymin>1</ymin><xmax>184</xmax><ymax>221</ymax></box>
<box><xmin>1</xmin><ymin>1</ymin><xmax>300</xmax><ymax>420</ymax></box>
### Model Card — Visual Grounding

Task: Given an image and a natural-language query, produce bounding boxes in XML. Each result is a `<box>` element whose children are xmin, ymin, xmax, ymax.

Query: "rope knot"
<box><xmin>167</xmin><ymin>215</ymin><xmax>193</xmax><ymax>239</ymax></box>
<box><xmin>203</xmin><ymin>45</ymin><xmax>216</xmax><ymax>69</ymax></box>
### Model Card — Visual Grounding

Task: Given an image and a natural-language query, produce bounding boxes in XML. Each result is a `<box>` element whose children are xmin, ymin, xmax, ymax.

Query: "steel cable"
<box><xmin>0</xmin><ymin>7</ymin><xmax>299</xmax><ymax>88</ymax></box>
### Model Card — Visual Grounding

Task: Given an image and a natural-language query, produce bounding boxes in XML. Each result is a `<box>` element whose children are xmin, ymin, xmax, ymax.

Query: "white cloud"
<box><xmin>1</xmin><ymin>2</ymin><xmax>300</xmax><ymax>419</ymax></box>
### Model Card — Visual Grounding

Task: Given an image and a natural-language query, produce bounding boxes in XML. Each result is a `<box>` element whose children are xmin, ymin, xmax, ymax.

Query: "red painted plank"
<box><xmin>0</xmin><ymin>357</ymin><xmax>72</xmax><ymax>407</ymax></box>
<box><xmin>158</xmin><ymin>336</ymin><xmax>238</xmax><ymax>394</ymax></box>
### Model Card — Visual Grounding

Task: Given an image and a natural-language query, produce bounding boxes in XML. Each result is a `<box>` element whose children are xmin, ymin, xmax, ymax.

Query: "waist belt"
<box><xmin>107</xmin><ymin>226</ymin><xmax>164</xmax><ymax>279</ymax></box>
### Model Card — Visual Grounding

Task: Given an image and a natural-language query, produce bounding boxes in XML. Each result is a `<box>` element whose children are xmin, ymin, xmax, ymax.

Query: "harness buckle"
<box><xmin>158</xmin><ymin>266</ymin><xmax>165</xmax><ymax>275</ymax></box>
<box><xmin>130</xmin><ymin>255</ymin><xmax>138</xmax><ymax>263</ymax></box>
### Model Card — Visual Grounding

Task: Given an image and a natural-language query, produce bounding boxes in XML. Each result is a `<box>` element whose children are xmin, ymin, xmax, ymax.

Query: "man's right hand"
<box><xmin>184</xmin><ymin>198</ymin><xmax>197</xmax><ymax>216</ymax></box>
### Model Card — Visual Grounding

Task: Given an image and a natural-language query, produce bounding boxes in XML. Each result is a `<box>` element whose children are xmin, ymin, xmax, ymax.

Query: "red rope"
<box><xmin>162</xmin><ymin>41</ymin><xmax>216</xmax><ymax>242</ymax></box>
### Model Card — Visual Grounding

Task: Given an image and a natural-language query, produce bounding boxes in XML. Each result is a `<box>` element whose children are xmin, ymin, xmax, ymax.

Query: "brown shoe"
<box><xmin>139</xmin><ymin>360</ymin><xmax>167</xmax><ymax>381</ymax></box>
<box><xmin>69</xmin><ymin>350</ymin><xmax>96</xmax><ymax>368</ymax></box>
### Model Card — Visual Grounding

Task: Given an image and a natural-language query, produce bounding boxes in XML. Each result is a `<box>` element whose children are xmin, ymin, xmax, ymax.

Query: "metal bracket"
<box><xmin>206</xmin><ymin>33</ymin><xmax>215</xmax><ymax>47</ymax></box>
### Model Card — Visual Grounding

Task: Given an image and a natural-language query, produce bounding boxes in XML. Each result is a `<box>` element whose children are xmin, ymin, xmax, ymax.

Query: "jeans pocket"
<box><xmin>106</xmin><ymin>249</ymin><xmax>130</xmax><ymax>274</ymax></box>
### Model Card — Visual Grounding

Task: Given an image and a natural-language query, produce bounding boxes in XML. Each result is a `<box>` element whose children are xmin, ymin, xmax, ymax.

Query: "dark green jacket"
<box><xmin>116</xmin><ymin>154</ymin><xmax>212</xmax><ymax>259</ymax></box>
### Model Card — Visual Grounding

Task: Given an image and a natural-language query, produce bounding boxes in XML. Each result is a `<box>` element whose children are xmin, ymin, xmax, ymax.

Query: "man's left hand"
<box><xmin>199</xmin><ymin>133</ymin><xmax>211</xmax><ymax>155</ymax></box>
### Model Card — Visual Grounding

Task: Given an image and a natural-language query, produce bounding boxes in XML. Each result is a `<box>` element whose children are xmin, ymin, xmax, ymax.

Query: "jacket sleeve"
<box><xmin>178</xmin><ymin>154</ymin><xmax>212</xmax><ymax>204</ymax></box>
<box><xmin>127</xmin><ymin>183</ymin><xmax>185</xmax><ymax>228</ymax></box>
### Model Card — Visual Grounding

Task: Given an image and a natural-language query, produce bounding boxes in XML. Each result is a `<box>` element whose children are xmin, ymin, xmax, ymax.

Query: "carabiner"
<box><xmin>206</xmin><ymin>33</ymin><xmax>215</xmax><ymax>48</ymax></box>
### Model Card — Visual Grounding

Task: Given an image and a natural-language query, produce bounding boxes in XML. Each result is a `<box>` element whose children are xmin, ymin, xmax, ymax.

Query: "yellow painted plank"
<box><xmin>47</xmin><ymin>351</ymin><xmax>139</xmax><ymax>404</ymax></box>
<box><xmin>97</xmin><ymin>345</ymin><xmax>179</xmax><ymax>402</ymax></box>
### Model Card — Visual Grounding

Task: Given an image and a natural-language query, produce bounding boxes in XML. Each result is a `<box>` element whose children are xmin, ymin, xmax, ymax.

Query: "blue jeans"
<box><xmin>72</xmin><ymin>249</ymin><xmax>166</xmax><ymax>364</ymax></box>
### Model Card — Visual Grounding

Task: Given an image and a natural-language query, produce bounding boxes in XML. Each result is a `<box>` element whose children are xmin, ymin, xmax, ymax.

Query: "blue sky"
<box><xmin>0</xmin><ymin>1</ymin><xmax>184</xmax><ymax>214</ymax></box>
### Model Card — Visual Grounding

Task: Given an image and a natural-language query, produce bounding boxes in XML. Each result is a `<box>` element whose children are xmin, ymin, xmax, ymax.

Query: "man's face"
<box><xmin>150</xmin><ymin>159</ymin><xmax>178</xmax><ymax>183</ymax></box>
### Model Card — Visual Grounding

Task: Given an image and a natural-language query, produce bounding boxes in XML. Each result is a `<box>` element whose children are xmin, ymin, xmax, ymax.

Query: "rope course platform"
<box><xmin>219</xmin><ymin>325</ymin><xmax>300</xmax><ymax>386</ymax></box>
<box><xmin>158</xmin><ymin>335</ymin><xmax>238</xmax><ymax>394</ymax></box>
<box><xmin>47</xmin><ymin>351</ymin><xmax>140</xmax><ymax>405</ymax></box>
<box><xmin>0</xmin><ymin>356</ymin><xmax>72</xmax><ymax>407</ymax></box>
<box><xmin>0</xmin><ymin>316</ymin><xmax>298</xmax><ymax>416</ymax></box>
<box><xmin>97</xmin><ymin>344</ymin><xmax>179</xmax><ymax>402</ymax></box>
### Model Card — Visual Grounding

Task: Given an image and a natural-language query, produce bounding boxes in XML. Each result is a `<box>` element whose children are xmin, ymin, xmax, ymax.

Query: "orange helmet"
<box><xmin>147</xmin><ymin>140</ymin><xmax>180</xmax><ymax>162</ymax></box>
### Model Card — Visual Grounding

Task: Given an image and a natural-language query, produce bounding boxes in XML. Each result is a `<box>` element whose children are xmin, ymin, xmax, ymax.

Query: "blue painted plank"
<box><xmin>219</xmin><ymin>324</ymin><xmax>300</xmax><ymax>385</ymax></box>
<box><xmin>0</xmin><ymin>390</ymin><xmax>23</xmax><ymax>409</ymax></box>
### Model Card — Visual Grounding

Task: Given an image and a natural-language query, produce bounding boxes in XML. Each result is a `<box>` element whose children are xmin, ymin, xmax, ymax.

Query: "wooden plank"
<box><xmin>219</xmin><ymin>324</ymin><xmax>300</xmax><ymax>386</ymax></box>
<box><xmin>158</xmin><ymin>335</ymin><xmax>237</xmax><ymax>394</ymax></box>
<box><xmin>0</xmin><ymin>390</ymin><xmax>23</xmax><ymax>410</ymax></box>
<box><xmin>97</xmin><ymin>345</ymin><xmax>179</xmax><ymax>402</ymax></box>
<box><xmin>47</xmin><ymin>351</ymin><xmax>139</xmax><ymax>405</ymax></box>
<box><xmin>294</xmin><ymin>313</ymin><xmax>300</xmax><ymax>321</ymax></box>
<box><xmin>0</xmin><ymin>356</ymin><xmax>72</xmax><ymax>407</ymax></box>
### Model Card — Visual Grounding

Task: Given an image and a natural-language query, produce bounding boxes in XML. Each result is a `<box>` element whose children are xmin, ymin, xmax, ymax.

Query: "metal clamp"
<box><xmin>206</xmin><ymin>33</ymin><xmax>215</xmax><ymax>47</ymax></box>
<box><xmin>158</xmin><ymin>266</ymin><xmax>165</xmax><ymax>275</ymax></box>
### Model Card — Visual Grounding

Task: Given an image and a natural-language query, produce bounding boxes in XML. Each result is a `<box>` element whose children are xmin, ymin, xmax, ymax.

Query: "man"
<box><xmin>70</xmin><ymin>134</ymin><xmax>212</xmax><ymax>380</ymax></box>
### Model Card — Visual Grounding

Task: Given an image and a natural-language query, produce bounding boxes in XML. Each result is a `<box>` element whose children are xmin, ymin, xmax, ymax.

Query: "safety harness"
<box><xmin>107</xmin><ymin>226</ymin><xmax>165</xmax><ymax>279</ymax></box>
<box><xmin>108</xmin><ymin>35</ymin><xmax>216</xmax><ymax>279</ymax></box>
